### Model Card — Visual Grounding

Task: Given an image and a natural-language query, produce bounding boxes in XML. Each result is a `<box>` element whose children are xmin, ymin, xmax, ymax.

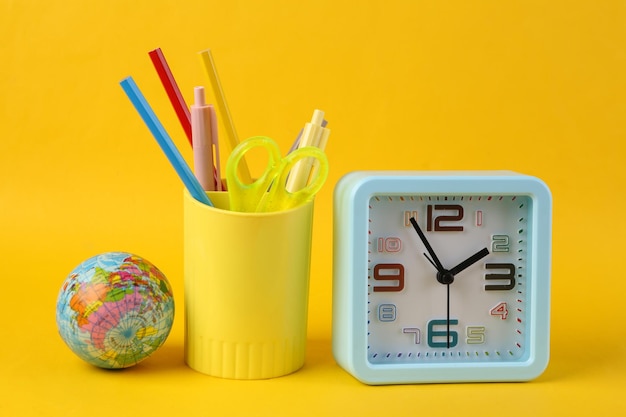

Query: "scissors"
<box><xmin>226</xmin><ymin>136</ymin><xmax>329</xmax><ymax>213</ymax></box>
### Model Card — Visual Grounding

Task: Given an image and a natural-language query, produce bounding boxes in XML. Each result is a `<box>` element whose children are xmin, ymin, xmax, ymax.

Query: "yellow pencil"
<box><xmin>199</xmin><ymin>49</ymin><xmax>251</xmax><ymax>184</ymax></box>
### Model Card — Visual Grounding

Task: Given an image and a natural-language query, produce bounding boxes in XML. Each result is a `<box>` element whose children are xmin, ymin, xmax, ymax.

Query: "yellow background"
<box><xmin>1</xmin><ymin>0</ymin><xmax>624</xmax><ymax>415</ymax></box>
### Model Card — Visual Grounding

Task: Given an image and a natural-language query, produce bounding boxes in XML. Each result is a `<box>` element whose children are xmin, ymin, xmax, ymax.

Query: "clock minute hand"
<box><xmin>448</xmin><ymin>248</ymin><xmax>490</xmax><ymax>277</ymax></box>
<box><xmin>409</xmin><ymin>217</ymin><xmax>445</xmax><ymax>273</ymax></box>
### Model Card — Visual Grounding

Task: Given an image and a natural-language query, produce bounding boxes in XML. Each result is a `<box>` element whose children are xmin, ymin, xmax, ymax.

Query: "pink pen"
<box><xmin>191</xmin><ymin>86</ymin><xmax>216</xmax><ymax>191</ymax></box>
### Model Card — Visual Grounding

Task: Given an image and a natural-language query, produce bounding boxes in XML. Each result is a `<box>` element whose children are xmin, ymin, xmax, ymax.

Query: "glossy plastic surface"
<box><xmin>184</xmin><ymin>190</ymin><xmax>314</xmax><ymax>379</ymax></box>
<box><xmin>332</xmin><ymin>171</ymin><xmax>552</xmax><ymax>384</ymax></box>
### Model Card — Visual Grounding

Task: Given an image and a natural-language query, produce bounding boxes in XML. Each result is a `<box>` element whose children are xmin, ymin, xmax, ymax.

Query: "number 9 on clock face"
<box><xmin>332</xmin><ymin>171</ymin><xmax>552</xmax><ymax>385</ymax></box>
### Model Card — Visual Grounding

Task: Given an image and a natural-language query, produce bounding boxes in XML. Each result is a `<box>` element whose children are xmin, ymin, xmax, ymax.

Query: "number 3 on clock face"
<box><xmin>332</xmin><ymin>171</ymin><xmax>552</xmax><ymax>385</ymax></box>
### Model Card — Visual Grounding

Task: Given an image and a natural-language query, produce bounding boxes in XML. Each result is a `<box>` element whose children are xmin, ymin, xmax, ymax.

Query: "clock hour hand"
<box><xmin>448</xmin><ymin>248</ymin><xmax>490</xmax><ymax>277</ymax></box>
<box><xmin>409</xmin><ymin>217</ymin><xmax>445</xmax><ymax>273</ymax></box>
<box><xmin>423</xmin><ymin>252</ymin><xmax>439</xmax><ymax>270</ymax></box>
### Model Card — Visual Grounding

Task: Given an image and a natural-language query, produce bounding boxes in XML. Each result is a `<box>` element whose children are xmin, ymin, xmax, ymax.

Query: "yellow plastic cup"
<box><xmin>183</xmin><ymin>190</ymin><xmax>314</xmax><ymax>379</ymax></box>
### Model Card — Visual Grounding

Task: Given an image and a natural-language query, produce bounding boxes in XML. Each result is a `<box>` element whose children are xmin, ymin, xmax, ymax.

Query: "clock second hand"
<box><xmin>447</xmin><ymin>283</ymin><xmax>451</xmax><ymax>349</ymax></box>
<box><xmin>444</xmin><ymin>248</ymin><xmax>490</xmax><ymax>348</ymax></box>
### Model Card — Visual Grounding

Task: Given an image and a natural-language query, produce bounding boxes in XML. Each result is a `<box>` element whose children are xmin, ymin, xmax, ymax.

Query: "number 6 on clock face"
<box><xmin>332</xmin><ymin>171</ymin><xmax>552</xmax><ymax>385</ymax></box>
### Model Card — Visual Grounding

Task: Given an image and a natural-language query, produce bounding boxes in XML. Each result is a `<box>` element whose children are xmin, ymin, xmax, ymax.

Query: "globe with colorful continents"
<box><xmin>56</xmin><ymin>252</ymin><xmax>175</xmax><ymax>369</ymax></box>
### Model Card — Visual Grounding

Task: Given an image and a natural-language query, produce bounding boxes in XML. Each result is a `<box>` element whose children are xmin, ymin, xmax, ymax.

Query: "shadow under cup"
<box><xmin>183</xmin><ymin>190</ymin><xmax>314</xmax><ymax>379</ymax></box>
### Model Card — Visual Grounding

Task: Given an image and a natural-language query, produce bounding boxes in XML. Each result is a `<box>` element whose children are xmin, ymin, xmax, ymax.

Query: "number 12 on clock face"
<box><xmin>332</xmin><ymin>171</ymin><xmax>552</xmax><ymax>384</ymax></box>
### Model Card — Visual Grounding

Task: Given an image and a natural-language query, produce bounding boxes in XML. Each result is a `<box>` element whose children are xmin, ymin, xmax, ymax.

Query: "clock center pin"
<box><xmin>437</xmin><ymin>271</ymin><xmax>455</xmax><ymax>285</ymax></box>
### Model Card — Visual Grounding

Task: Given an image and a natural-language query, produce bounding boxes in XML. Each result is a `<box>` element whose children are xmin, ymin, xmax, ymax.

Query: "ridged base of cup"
<box><xmin>185</xmin><ymin>336</ymin><xmax>306</xmax><ymax>379</ymax></box>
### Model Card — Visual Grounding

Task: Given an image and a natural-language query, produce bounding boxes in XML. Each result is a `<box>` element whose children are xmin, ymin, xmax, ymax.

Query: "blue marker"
<box><xmin>120</xmin><ymin>76</ymin><xmax>213</xmax><ymax>206</ymax></box>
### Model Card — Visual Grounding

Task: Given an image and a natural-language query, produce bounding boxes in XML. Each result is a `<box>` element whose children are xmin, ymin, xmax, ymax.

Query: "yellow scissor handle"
<box><xmin>257</xmin><ymin>146</ymin><xmax>329</xmax><ymax>213</ymax></box>
<box><xmin>226</xmin><ymin>136</ymin><xmax>282</xmax><ymax>212</ymax></box>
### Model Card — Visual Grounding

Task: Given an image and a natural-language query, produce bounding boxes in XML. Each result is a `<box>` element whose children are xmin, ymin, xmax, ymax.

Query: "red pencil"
<box><xmin>148</xmin><ymin>48</ymin><xmax>192</xmax><ymax>146</ymax></box>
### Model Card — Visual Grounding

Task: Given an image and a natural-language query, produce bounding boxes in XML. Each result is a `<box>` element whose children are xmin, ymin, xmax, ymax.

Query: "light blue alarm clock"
<box><xmin>332</xmin><ymin>171</ymin><xmax>552</xmax><ymax>384</ymax></box>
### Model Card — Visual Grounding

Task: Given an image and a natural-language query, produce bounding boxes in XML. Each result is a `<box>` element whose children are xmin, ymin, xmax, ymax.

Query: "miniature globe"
<box><xmin>56</xmin><ymin>252</ymin><xmax>175</xmax><ymax>369</ymax></box>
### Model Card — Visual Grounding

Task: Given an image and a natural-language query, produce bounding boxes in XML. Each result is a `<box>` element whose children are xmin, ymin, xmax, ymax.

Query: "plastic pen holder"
<box><xmin>183</xmin><ymin>190</ymin><xmax>314</xmax><ymax>379</ymax></box>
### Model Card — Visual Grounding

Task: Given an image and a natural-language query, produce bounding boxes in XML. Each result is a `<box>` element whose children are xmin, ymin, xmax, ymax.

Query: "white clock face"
<box><xmin>367</xmin><ymin>194</ymin><xmax>530</xmax><ymax>364</ymax></box>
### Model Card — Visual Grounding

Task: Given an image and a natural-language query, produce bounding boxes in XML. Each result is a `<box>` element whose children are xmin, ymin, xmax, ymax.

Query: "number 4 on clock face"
<box><xmin>332</xmin><ymin>171</ymin><xmax>552</xmax><ymax>384</ymax></box>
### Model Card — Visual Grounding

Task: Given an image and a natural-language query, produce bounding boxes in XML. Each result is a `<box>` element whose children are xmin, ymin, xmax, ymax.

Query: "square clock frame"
<box><xmin>332</xmin><ymin>171</ymin><xmax>552</xmax><ymax>385</ymax></box>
